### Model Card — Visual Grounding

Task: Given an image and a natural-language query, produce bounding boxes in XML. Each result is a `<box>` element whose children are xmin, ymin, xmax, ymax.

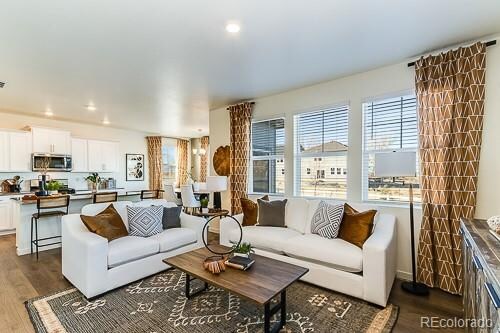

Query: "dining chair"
<box><xmin>92</xmin><ymin>191</ymin><xmax>118</xmax><ymax>204</ymax></box>
<box><xmin>180</xmin><ymin>185</ymin><xmax>200</xmax><ymax>214</ymax></box>
<box><xmin>164</xmin><ymin>184</ymin><xmax>182</xmax><ymax>206</ymax></box>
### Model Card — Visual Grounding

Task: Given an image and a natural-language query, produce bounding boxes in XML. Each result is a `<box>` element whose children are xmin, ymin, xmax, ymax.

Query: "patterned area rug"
<box><xmin>26</xmin><ymin>269</ymin><xmax>398</xmax><ymax>333</ymax></box>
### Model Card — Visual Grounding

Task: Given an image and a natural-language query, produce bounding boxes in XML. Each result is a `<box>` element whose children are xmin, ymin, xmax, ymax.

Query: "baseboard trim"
<box><xmin>17</xmin><ymin>243</ymin><xmax>61</xmax><ymax>256</ymax></box>
<box><xmin>396</xmin><ymin>270</ymin><xmax>412</xmax><ymax>281</ymax></box>
<box><xmin>0</xmin><ymin>229</ymin><xmax>15</xmax><ymax>237</ymax></box>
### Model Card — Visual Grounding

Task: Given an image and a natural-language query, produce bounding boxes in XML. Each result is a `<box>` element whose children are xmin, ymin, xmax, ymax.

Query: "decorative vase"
<box><xmin>48</xmin><ymin>190</ymin><xmax>58</xmax><ymax>195</ymax></box>
<box><xmin>233</xmin><ymin>252</ymin><xmax>250</xmax><ymax>258</ymax></box>
<box><xmin>202</xmin><ymin>207</ymin><xmax>209</xmax><ymax>213</ymax></box>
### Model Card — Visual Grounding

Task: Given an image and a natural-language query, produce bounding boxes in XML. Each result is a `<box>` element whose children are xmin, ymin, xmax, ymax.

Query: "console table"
<box><xmin>461</xmin><ymin>218</ymin><xmax>499</xmax><ymax>332</ymax></box>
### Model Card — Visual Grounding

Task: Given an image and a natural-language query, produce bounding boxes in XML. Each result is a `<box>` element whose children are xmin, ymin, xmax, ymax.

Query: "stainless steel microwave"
<box><xmin>32</xmin><ymin>154</ymin><xmax>73</xmax><ymax>172</ymax></box>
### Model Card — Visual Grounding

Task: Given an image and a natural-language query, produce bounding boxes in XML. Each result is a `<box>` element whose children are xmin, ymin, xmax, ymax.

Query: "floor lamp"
<box><xmin>374</xmin><ymin>151</ymin><xmax>429</xmax><ymax>296</ymax></box>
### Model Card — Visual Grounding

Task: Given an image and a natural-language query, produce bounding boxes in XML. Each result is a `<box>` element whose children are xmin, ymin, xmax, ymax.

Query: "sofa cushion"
<box><xmin>108</xmin><ymin>236</ymin><xmax>159</xmax><ymax>268</ymax></box>
<box><xmin>241</xmin><ymin>195</ymin><xmax>268</xmax><ymax>226</ymax></box>
<box><xmin>338</xmin><ymin>204</ymin><xmax>377</xmax><ymax>248</ymax></box>
<box><xmin>228</xmin><ymin>226</ymin><xmax>301</xmax><ymax>253</ymax></box>
<box><xmin>127</xmin><ymin>206</ymin><xmax>163</xmax><ymax>237</ymax></box>
<box><xmin>80</xmin><ymin>204</ymin><xmax>128</xmax><ymax>242</ymax></box>
<box><xmin>283</xmin><ymin>234</ymin><xmax>363</xmax><ymax>273</ymax></box>
<box><xmin>82</xmin><ymin>201</ymin><xmax>132</xmax><ymax>230</ymax></box>
<box><xmin>285</xmin><ymin>197</ymin><xmax>309</xmax><ymax>233</ymax></box>
<box><xmin>162</xmin><ymin>206</ymin><xmax>182</xmax><ymax>229</ymax></box>
<box><xmin>149</xmin><ymin>228</ymin><xmax>197</xmax><ymax>252</ymax></box>
<box><xmin>257</xmin><ymin>199</ymin><xmax>287</xmax><ymax>227</ymax></box>
<box><xmin>310</xmin><ymin>201</ymin><xmax>344</xmax><ymax>238</ymax></box>
<box><xmin>305</xmin><ymin>199</ymin><xmax>343</xmax><ymax>233</ymax></box>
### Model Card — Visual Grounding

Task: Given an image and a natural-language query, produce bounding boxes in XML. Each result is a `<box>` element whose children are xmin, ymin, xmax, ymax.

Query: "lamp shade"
<box><xmin>206</xmin><ymin>176</ymin><xmax>228</xmax><ymax>192</ymax></box>
<box><xmin>374</xmin><ymin>152</ymin><xmax>416</xmax><ymax>177</ymax></box>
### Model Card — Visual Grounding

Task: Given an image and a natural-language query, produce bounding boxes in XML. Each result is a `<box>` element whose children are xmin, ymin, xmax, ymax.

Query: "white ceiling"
<box><xmin>1</xmin><ymin>0</ymin><xmax>500</xmax><ymax>137</ymax></box>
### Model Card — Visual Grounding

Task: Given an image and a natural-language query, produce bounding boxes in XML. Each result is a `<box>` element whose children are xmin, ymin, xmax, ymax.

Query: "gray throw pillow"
<box><xmin>127</xmin><ymin>205</ymin><xmax>163</xmax><ymax>237</ymax></box>
<box><xmin>310</xmin><ymin>201</ymin><xmax>344</xmax><ymax>238</ymax></box>
<box><xmin>257</xmin><ymin>199</ymin><xmax>287</xmax><ymax>227</ymax></box>
<box><xmin>162</xmin><ymin>206</ymin><xmax>182</xmax><ymax>229</ymax></box>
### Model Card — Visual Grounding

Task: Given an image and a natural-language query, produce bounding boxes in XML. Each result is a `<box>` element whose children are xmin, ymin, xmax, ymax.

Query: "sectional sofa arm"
<box><xmin>180</xmin><ymin>213</ymin><xmax>207</xmax><ymax>245</ymax></box>
<box><xmin>219</xmin><ymin>213</ymin><xmax>243</xmax><ymax>246</ymax></box>
<box><xmin>61</xmin><ymin>214</ymin><xmax>109</xmax><ymax>298</ymax></box>
<box><xmin>362</xmin><ymin>213</ymin><xmax>397</xmax><ymax>306</ymax></box>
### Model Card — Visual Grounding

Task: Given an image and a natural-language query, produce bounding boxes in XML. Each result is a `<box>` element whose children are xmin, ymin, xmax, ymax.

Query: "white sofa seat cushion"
<box><xmin>283</xmin><ymin>234</ymin><xmax>363</xmax><ymax>273</ymax></box>
<box><xmin>229</xmin><ymin>226</ymin><xmax>302</xmax><ymax>253</ymax></box>
<box><xmin>149</xmin><ymin>228</ymin><xmax>197</xmax><ymax>252</ymax></box>
<box><xmin>108</xmin><ymin>236</ymin><xmax>159</xmax><ymax>268</ymax></box>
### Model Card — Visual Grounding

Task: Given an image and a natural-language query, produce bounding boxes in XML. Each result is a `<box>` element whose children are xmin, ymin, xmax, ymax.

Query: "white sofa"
<box><xmin>220</xmin><ymin>198</ymin><xmax>397</xmax><ymax>307</ymax></box>
<box><xmin>62</xmin><ymin>199</ymin><xmax>206</xmax><ymax>298</ymax></box>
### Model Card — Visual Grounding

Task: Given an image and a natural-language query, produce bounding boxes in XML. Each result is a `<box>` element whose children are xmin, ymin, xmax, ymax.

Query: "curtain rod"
<box><xmin>226</xmin><ymin>101</ymin><xmax>255</xmax><ymax>110</ymax></box>
<box><xmin>407</xmin><ymin>40</ymin><xmax>496</xmax><ymax>67</ymax></box>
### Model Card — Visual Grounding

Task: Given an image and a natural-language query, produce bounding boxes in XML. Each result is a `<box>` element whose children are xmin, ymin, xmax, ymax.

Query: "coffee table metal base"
<box><xmin>184</xmin><ymin>274</ymin><xmax>287</xmax><ymax>333</ymax></box>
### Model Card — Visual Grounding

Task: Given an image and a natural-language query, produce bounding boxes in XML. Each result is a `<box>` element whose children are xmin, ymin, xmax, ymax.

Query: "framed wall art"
<box><xmin>126</xmin><ymin>154</ymin><xmax>144</xmax><ymax>181</ymax></box>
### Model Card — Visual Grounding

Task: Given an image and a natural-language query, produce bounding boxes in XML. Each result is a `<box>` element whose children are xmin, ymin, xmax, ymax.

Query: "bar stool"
<box><xmin>140</xmin><ymin>190</ymin><xmax>163</xmax><ymax>200</ymax></box>
<box><xmin>31</xmin><ymin>195</ymin><xmax>70</xmax><ymax>260</ymax></box>
<box><xmin>93</xmin><ymin>191</ymin><xmax>118</xmax><ymax>204</ymax></box>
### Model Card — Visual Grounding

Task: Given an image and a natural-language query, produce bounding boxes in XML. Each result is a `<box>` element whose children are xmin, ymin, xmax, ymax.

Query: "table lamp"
<box><xmin>206</xmin><ymin>176</ymin><xmax>228</xmax><ymax>210</ymax></box>
<box><xmin>374</xmin><ymin>151</ymin><xmax>429</xmax><ymax>296</ymax></box>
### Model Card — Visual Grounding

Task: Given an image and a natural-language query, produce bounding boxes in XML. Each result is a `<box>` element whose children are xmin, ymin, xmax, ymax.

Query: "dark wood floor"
<box><xmin>0</xmin><ymin>233</ymin><xmax>463</xmax><ymax>332</ymax></box>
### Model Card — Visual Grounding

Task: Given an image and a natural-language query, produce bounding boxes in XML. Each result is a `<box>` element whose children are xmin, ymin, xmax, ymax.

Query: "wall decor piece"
<box><xmin>126</xmin><ymin>154</ymin><xmax>144</xmax><ymax>181</ymax></box>
<box><xmin>213</xmin><ymin>145</ymin><xmax>230</xmax><ymax>176</ymax></box>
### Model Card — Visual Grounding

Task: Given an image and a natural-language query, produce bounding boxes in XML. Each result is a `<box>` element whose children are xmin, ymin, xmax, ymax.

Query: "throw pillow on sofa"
<box><xmin>240</xmin><ymin>195</ymin><xmax>269</xmax><ymax>226</ymax></box>
<box><xmin>127</xmin><ymin>205</ymin><xmax>163</xmax><ymax>237</ymax></box>
<box><xmin>257</xmin><ymin>198</ymin><xmax>287</xmax><ymax>227</ymax></box>
<box><xmin>80</xmin><ymin>204</ymin><xmax>128</xmax><ymax>241</ymax></box>
<box><xmin>162</xmin><ymin>206</ymin><xmax>182</xmax><ymax>229</ymax></box>
<box><xmin>338</xmin><ymin>203</ymin><xmax>377</xmax><ymax>248</ymax></box>
<box><xmin>310</xmin><ymin>201</ymin><xmax>344</xmax><ymax>238</ymax></box>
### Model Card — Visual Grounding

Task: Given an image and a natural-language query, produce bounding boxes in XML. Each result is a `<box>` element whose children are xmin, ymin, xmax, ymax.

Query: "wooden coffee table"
<box><xmin>164</xmin><ymin>245</ymin><xmax>309</xmax><ymax>333</ymax></box>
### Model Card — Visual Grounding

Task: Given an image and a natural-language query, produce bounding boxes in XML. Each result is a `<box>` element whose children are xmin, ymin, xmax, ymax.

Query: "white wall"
<box><xmin>0</xmin><ymin>110</ymin><xmax>151</xmax><ymax>191</ymax></box>
<box><xmin>209</xmin><ymin>36</ymin><xmax>500</xmax><ymax>279</ymax></box>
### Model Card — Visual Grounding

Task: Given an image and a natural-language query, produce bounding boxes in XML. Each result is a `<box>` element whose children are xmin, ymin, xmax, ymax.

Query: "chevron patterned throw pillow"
<box><xmin>127</xmin><ymin>205</ymin><xmax>163</xmax><ymax>237</ymax></box>
<box><xmin>310</xmin><ymin>201</ymin><xmax>345</xmax><ymax>239</ymax></box>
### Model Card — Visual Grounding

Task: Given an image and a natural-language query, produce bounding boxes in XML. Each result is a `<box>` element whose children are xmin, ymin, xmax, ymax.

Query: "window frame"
<box><xmin>248</xmin><ymin>117</ymin><xmax>286</xmax><ymax>195</ymax></box>
<box><xmin>293</xmin><ymin>103</ymin><xmax>349</xmax><ymax>199</ymax></box>
<box><xmin>361</xmin><ymin>93</ymin><xmax>420</xmax><ymax>203</ymax></box>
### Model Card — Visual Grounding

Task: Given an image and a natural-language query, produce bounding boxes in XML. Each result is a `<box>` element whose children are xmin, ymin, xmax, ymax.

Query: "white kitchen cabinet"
<box><xmin>0</xmin><ymin>200</ymin><xmax>13</xmax><ymax>231</ymax></box>
<box><xmin>87</xmin><ymin>140</ymin><xmax>119</xmax><ymax>172</ymax></box>
<box><xmin>0</xmin><ymin>132</ymin><xmax>9</xmax><ymax>171</ymax></box>
<box><xmin>31</xmin><ymin>127</ymin><xmax>71</xmax><ymax>154</ymax></box>
<box><xmin>71</xmin><ymin>138</ymin><xmax>88</xmax><ymax>172</ymax></box>
<box><xmin>9</xmin><ymin>131</ymin><xmax>32</xmax><ymax>172</ymax></box>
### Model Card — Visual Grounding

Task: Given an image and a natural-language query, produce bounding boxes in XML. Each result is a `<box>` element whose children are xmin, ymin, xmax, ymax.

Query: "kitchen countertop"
<box><xmin>9</xmin><ymin>189</ymin><xmax>142</xmax><ymax>204</ymax></box>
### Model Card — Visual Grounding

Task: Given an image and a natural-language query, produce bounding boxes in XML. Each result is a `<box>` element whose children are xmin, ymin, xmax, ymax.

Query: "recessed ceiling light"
<box><xmin>44</xmin><ymin>109</ymin><xmax>53</xmax><ymax>117</ymax></box>
<box><xmin>85</xmin><ymin>103</ymin><xmax>97</xmax><ymax>111</ymax></box>
<box><xmin>225</xmin><ymin>23</ymin><xmax>240</xmax><ymax>33</ymax></box>
<box><xmin>102</xmin><ymin>118</ymin><xmax>110</xmax><ymax>125</ymax></box>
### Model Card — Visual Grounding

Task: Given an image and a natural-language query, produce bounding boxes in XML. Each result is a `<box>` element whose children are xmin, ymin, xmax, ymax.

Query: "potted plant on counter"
<box><xmin>200</xmin><ymin>197</ymin><xmax>209</xmax><ymax>213</ymax></box>
<box><xmin>85</xmin><ymin>172</ymin><xmax>101</xmax><ymax>192</ymax></box>
<box><xmin>232</xmin><ymin>242</ymin><xmax>254</xmax><ymax>258</ymax></box>
<box><xmin>46</xmin><ymin>180</ymin><xmax>61</xmax><ymax>195</ymax></box>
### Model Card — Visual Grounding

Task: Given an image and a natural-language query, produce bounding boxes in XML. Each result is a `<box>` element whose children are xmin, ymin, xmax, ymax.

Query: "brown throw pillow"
<box><xmin>80</xmin><ymin>204</ymin><xmax>128</xmax><ymax>242</ymax></box>
<box><xmin>338</xmin><ymin>204</ymin><xmax>377</xmax><ymax>248</ymax></box>
<box><xmin>257</xmin><ymin>199</ymin><xmax>287</xmax><ymax>227</ymax></box>
<box><xmin>240</xmin><ymin>195</ymin><xmax>269</xmax><ymax>226</ymax></box>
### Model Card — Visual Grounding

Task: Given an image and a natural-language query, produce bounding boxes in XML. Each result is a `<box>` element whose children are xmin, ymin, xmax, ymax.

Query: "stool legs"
<box><xmin>30</xmin><ymin>217</ymin><xmax>33</xmax><ymax>255</ymax></box>
<box><xmin>35</xmin><ymin>218</ymin><xmax>39</xmax><ymax>261</ymax></box>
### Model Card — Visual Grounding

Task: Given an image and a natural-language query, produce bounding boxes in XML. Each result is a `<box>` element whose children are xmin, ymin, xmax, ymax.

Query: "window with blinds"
<box><xmin>162</xmin><ymin>138</ymin><xmax>177</xmax><ymax>185</ymax></box>
<box><xmin>250</xmin><ymin>118</ymin><xmax>285</xmax><ymax>194</ymax></box>
<box><xmin>362</xmin><ymin>94</ymin><xmax>420</xmax><ymax>202</ymax></box>
<box><xmin>294</xmin><ymin>105</ymin><xmax>349</xmax><ymax>198</ymax></box>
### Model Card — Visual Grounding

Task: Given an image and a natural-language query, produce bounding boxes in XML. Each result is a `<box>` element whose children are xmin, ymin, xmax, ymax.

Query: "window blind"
<box><xmin>294</xmin><ymin>105</ymin><xmax>349</xmax><ymax>198</ymax></box>
<box><xmin>362</xmin><ymin>94</ymin><xmax>420</xmax><ymax>202</ymax></box>
<box><xmin>252</xmin><ymin>118</ymin><xmax>285</xmax><ymax>157</ymax></box>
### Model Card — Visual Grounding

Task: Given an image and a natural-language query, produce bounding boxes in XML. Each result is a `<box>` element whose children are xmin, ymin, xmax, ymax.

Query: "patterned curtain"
<box><xmin>199</xmin><ymin>136</ymin><xmax>209</xmax><ymax>182</ymax></box>
<box><xmin>415</xmin><ymin>42</ymin><xmax>486</xmax><ymax>295</ymax></box>
<box><xmin>176</xmin><ymin>139</ymin><xmax>189</xmax><ymax>188</ymax></box>
<box><xmin>229</xmin><ymin>102</ymin><xmax>254</xmax><ymax>214</ymax></box>
<box><xmin>146</xmin><ymin>136</ymin><xmax>163</xmax><ymax>191</ymax></box>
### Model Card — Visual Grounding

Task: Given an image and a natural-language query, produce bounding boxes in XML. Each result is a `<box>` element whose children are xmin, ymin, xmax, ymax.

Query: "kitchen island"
<box><xmin>12</xmin><ymin>190</ymin><xmax>142</xmax><ymax>256</ymax></box>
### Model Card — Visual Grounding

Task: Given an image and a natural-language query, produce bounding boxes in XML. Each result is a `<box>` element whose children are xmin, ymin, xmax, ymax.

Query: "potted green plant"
<box><xmin>85</xmin><ymin>172</ymin><xmax>101</xmax><ymax>192</ymax></box>
<box><xmin>232</xmin><ymin>242</ymin><xmax>254</xmax><ymax>258</ymax></box>
<box><xmin>200</xmin><ymin>197</ymin><xmax>209</xmax><ymax>213</ymax></box>
<box><xmin>46</xmin><ymin>180</ymin><xmax>61</xmax><ymax>195</ymax></box>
